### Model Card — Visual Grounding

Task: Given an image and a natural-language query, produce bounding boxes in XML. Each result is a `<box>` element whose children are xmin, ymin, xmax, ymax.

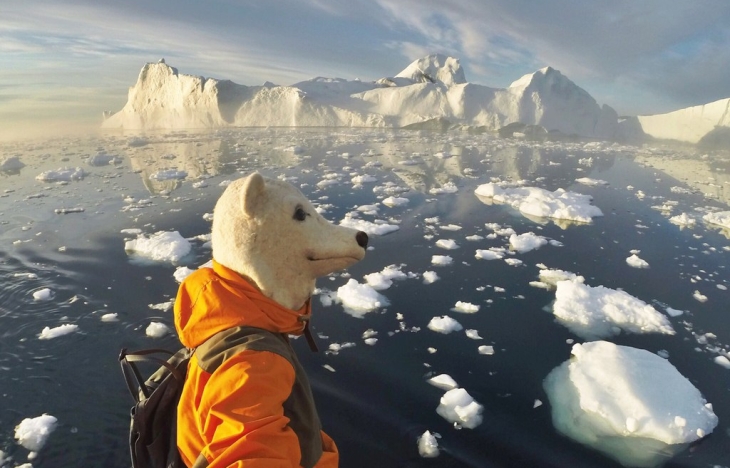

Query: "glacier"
<box><xmin>102</xmin><ymin>55</ymin><xmax>619</xmax><ymax>139</ymax></box>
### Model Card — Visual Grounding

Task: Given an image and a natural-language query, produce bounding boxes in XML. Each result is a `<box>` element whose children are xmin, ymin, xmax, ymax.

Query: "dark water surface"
<box><xmin>0</xmin><ymin>129</ymin><xmax>729</xmax><ymax>467</ymax></box>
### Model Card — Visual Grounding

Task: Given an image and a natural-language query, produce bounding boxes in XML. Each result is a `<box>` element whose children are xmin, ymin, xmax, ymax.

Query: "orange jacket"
<box><xmin>174</xmin><ymin>260</ymin><xmax>338</xmax><ymax>468</ymax></box>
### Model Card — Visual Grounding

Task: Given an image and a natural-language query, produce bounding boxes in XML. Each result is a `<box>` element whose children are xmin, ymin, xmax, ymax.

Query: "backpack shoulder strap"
<box><xmin>195</xmin><ymin>326</ymin><xmax>293</xmax><ymax>374</ymax></box>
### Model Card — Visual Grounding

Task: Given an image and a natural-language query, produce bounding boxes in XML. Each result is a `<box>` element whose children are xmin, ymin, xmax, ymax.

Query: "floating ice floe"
<box><xmin>715</xmin><ymin>356</ymin><xmax>730</xmax><ymax>369</ymax></box>
<box><xmin>544</xmin><ymin>341</ymin><xmax>718</xmax><ymax>467</ymax></box>
<box><xmin>452</xmin><ymin>301</ymin><xmax>480</xmax><ymax>313</ymax></box>
<box><xmin>381</xmin><ymin>196</ymin><xmax>409</xmax><ymax>207</ymax></box>
<box><xmin>422</xmin><ymin>271</ymin><xmax>440</xmax><ymax>284</ymax></box>
<box><xmin>339</xmin><ymin>213</ymin><xmax>399</xmax><ymax>236</ymax></box>
<box><xmin>552</xmin><ymin>279</ymin><xmax>675</xmax><ymax>340</ymax></box>
<box><xmin>429</xmin><ymin>182</ymin><xmax>458</xmax><ymax>194</ymax></box>
<box><xmin>509</xmin><ymin>232</ymin><xmax>547</xmax><ymax>253</ymax></box>
<box><xmin>15</xmin><ymin>414</ymin><xmax>58</xmax><ymax>455</ymax></box>
<box><xmin>36</xmin><ymin>167</ymin><xmax>86</xmax><ymax>182</ymax></box>
<box><xmin>101</xmin><ymin>313</ymin><xmax>119</xmax><ymax>322</ymax></box>
<box><xmin>575</xmin><ymin>177</ymin><xmax>608</xmax><ymax>186</ymax></box>
<box><xmin>87</xmin><ymin>153</ymin><xmax>120</xmax><ymax>166</ymax></box>
<box><xmin>124</xmin><ymin>231</ymin><xmax>192</xmax><ymax>263</ymax></box>
<box><xmin>436</xmin><ymin>388</ymin><xmax>483</xmax><ymax>429</ymax></box>
<box><xmin>475</xmin><ymin>183</ymin><xmax>603</xmax><ymax>224</ymax></box>
<box><xmin>435</xmin><ymin>239</ymin><xmax>459</xmax><ymax>250</ymax></box>
<box><xmin>428</xmin><ymin>315</ymin><xmax>463</xmax><ymax>334</ymax></box>
<box><xmin>427</xmin><ymin>374</ymin><xmax>459</xmax><ymax>390</ymax></box>
<box><xmin>146</xmin><ymin>322</ymin><xmax>170</xmax><ymax>338</ymax></box>
<box><xmin>702</xmin><ymin>211</ymin><xmax>730</xmax><ymax>230</ymax></box>
<box><xmin>351</xmin><ymin>174</ymin><xmax>377</xmax><ymax>185</ymax></box>
<box><xmin>475</xmin><ymin>249</ymin><xmax>504</xmax><ymax>260</ymax></box>
<box><xmin>174</xmin><ymin>266</ymin><xmax>196</xmax><ymax>283</ymax></box>
<box><xmin>39</xmin><ymin>324</ymin><xmax>79</xmax><ymax>340</ymax></box>
<box><xmin>538</xmin><ymin>268</ymin><xmax>584</xmax><ymax>287</ymax></box>
<box><xmin>431</xmin><ymin>255</ymin><xmax>453</xmax><ymax>266</ymax></box>
<box><xmin>0</xmin><ymin>156</ymin><xmax>25</xmax><ymax>171</ymax></box>
<box><xmin>417</xmin><ymin>430</ymin><xmax>440</xmax><ymax>458</ymax></box>
<box><xmin>626</xmin><ymin>254</ymin><xmax>650</xmax><ymax>269</ymax></box>
<box><xmin>336</xmin><ymin>279</ymin><xmax>390</xmax><ymax>318</ymax></box>
<box><xmin>478</xmin><ymin>345</ymin><xmax>495</xmax><ymax>355</ymax></box>
<box><xmin>669</xmin><ymin>213</ymin><xmax>695</xmax><ymax>226</ymax></box>
<box><xmin>363</xmin><ymin>264</ymin><xmax>409</xmax><ymax>290</ymax></box>
<box><xmin>151</xmin><ymin>169</ymin><xmax>187</xmax><ymax>181</ymax></box>
<box><xmin>32</xmin><ymin>288</ymin><xmax>54</xmax><ymax>301</ymax></box>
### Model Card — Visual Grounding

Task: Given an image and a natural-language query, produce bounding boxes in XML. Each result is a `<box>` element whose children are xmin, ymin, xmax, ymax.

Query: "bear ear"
<box><xmin>240</xmin><ymin>172</ymin><xmax>266</xmax><ymax>217</ymax></box>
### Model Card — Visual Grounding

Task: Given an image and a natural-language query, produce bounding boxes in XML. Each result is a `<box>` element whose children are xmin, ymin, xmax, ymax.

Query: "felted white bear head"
<box><xmin>212</xmin><ymin>172</ymin><xmax>368</xmax><ymax>310</ymax></box>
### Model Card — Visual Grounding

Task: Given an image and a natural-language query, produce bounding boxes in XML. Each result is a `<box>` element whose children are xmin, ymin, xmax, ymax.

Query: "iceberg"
<box><xmin>102</xmin><ymin>55</ymin><xmax>618</xmax><ymax>139</ymax></box>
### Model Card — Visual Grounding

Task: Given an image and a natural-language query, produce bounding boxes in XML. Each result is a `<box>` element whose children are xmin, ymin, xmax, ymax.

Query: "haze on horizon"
<box><xmin>1</xmin><ymin>0</ymin><xmax>729</xmax><ymax>142</ymax></box>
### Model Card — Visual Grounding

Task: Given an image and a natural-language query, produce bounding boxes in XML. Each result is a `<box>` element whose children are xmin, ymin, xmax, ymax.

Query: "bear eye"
<box><xmin>293</xmin><ymin>207</ymin><xmax>308</xmax><ymax>221</ymax></box>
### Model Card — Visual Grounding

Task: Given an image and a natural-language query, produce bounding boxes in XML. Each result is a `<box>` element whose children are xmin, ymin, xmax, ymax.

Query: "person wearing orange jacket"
<box><xmin>173</xmin><ymin>173</ymin><xmax>368</xmax><ymax>467</ymax></box>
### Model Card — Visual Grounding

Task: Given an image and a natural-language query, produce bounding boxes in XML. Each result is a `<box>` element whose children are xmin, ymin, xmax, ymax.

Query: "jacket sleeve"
<box><xmin>196</xmin><ymin>349</ymin><xmax>301</xmax><ymax>468</ymax></box>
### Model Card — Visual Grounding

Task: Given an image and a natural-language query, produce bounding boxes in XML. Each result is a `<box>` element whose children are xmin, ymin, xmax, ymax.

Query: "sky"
<box><xmin>2</xmin><ymin>0</ymin><xmax>730</xmax><ymax>141</ymax></box>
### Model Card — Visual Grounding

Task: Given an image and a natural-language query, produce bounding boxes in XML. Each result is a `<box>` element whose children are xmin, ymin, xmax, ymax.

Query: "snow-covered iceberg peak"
<box><xmin>506</xmin><ymin>66</ymin><xmax>618</xmax><ymax>138</ymax></box>
<box><xmin>395</xmin><ymin>54</ymin><xmax>466</xmax><ymax>87</ymax></box>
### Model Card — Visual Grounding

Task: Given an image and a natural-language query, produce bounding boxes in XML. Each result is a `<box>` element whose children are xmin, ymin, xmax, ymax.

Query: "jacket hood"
<box><xmin>174</xmin><ymin>260</ymin><xmax>311</xmax><ymax>348</ymax></box>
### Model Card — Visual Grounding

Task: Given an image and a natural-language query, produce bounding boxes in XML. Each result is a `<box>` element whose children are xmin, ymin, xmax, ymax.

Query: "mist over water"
<box><xmin>0</xmin><ymin>128</ymin><xmax>729</xmax><ymax>468</ymax></box>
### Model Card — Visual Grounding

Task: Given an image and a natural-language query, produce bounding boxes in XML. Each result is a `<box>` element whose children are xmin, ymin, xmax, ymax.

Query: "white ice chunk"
<box><xmin>510</xmin><ymin>232</ymin><xmax>548</xmax><ymax>253</ymax></box>
<box><xmin>626</xmin><ymin>254</ymin><xmax>650</xmax><ymax>269</ymax></box>
<box><xmin>669</xmin><ymin>213</ymin><xmax>696</xmax><ymax>226</ymax></box>
<box><xmin>125</xmin><ymin>231</ymin><xmax>192</xmax><ymax>263</ymax></box>
<box><xmin>174</xmin><ymin>266</ymin><xmax>196</xmax><ymax>283</ymax></box>
<box><xmin>145</xmin><ymin>322</ymin><xmax>170</xmax><ymax>338</ymax></box>
<box><xmin>452</xmin><ymin>301</ymin><xmax>480</xmax><ymax>314</ymax></box>
<box><xmin>417</xmin><ymin>430</ymin><xmax>440</xmax><ymax>458</ymax></box>
<box><xmin>436</xmin><ymin>388</ymin><xmax>483</xmax><ymax>429</ymax></box>
<box><xmin>38</xmin><ymin>324</ymin><xmax>79</xmax><ymax>340</ymax></box>
<box><xmin>32</xmin><ymin>288</ymin><xmax>54</xmax><ymax>301</ymax></box>
<box><xmin>431</xmin><ymin>255</ymin><xmax>453</xmax><ymax>266</ymax></box>
<box><xmin>702</xmin><ymin>211</ymin><xmax>730</xmax><ymax>229</ymax></box>
<box><xmin>339</xmin><ymin>214</ymin><xmax>399</xmax><ymax>236</ymax></box>
<box><xmin>382</xmin><ymin>196</ymin><xmax>409</xmax><ymax>207</ymax></box>
<box><xmin>552</xmin><ymin>280</ymin><xmax>675</xmax><ymax>340</ymax></box>
<box><xmin>714</xmin><ymin>356</ymin><xmax>730</xmax><ymax>369</ymax></box>
<box><xmin>475</xmin><ymin>183</ymin><xmax>603</xmax><ymax>223</ymax></box>
<box><xmin>422</xmin><ymin>271</ymin><xmax>440</xmax><ymax>284</ymax></box>
<box><xmin>36</xmin><ymin>167</ymin><xmax>86</xmax><ymax>182</ymax></box>
<box><xmin>475</xmin><ymin>249</ymin><xmax>504</xmax><ymax>260</ymax></box>
<box><xmin>575</xmin><ymin>177</ymin><xmax>608</xmax><ymax>186</ymax></box>
<box><xmin>427</xmin><ymin>315</ymin><xmax>463</xmax><ymax>334</ymax></box>
<box><xmin>427</xmin><ymin>374</ymin><xmax>459</xmax><ymax>390</ymax></box>
<box><xmin>101</xmin><ymin>313</ymin><xmax>119</xmax><ymax>322</ymax></box>
<box><xmin>15</xmin><ymin>414</ymin><xmax>58</xmax><ymax>453</ymax></box>
<box><xmin>435</xmin><ymin>239</ymin><xmax>459</xmax><ymax>250</ymax></box>
<box><xmin>364</xmin><ymin>264</ymin><xmax>408</xmax><ymax>290</ymax></box>
<box><xmin>336</xmin><ymin>279</ymin><xmax>389</xmax><ymax>317</ymax></box>
<box><xmin>544</xmin><ymin>341</ymin><xmax>718</xmax><ymax>467</ymax></box>
<box><xmin>478</xmin><ymin>345</ymin><xmax>495</xmax><ymax>355</ymax></box>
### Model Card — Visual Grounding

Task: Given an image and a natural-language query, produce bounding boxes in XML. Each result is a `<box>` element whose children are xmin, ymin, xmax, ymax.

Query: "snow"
<box><xmin>145</xmin><ymin>322</ymin><xmax>170</xmax><ymax>338</ymax></box>
<box><xmin>14</xmin><ymin>414</ymin><xmax>58</xmax><ymax>454</ymax></box>
<box><xmin>336</xmin><ymin>279</ymin><xmax>390</xmax><ymax>317</ymax></box>
<box><xmin>39</xmin><ymin>324</ymin><xmax>79</xmax><ymax>340</ymax></box>
<box><xmin>427</xmin><ymin>315</ymin><xmax>463</xmax><ymax>334</ymax></box>
<box><xmin>124</xmin><ymin>231</ymin><xmax>192</xmax><ymax>263</ymax></box>
<box><xmin>626</xmin><ymin>254</ymin><xmax>650</xmax><ymax>268</ymax></box>
<box><xmin>509</xmin><ymin>232</ymin><xmax>548</xmax><ymax>253</ymax></box>
<box><xmin>544</xmin><ymin>341</ymin><xmax>718</xmax><ymax>467</ymax></box>
<box><xmin>475</xmin><ymin>183</ymin><xmax>603</xmax><ymax>223</ymax></box>
<box><xmin>552</xmin><ymin>279</ymin><xmax>675</xmax><ymax>340</ymax></box>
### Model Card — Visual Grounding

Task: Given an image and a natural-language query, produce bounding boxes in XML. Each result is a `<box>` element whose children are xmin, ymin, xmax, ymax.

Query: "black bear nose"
<box><xmin>356</xmin><ymin>231</ymin><xmax>369</xmax><ymax>249</ymax></box>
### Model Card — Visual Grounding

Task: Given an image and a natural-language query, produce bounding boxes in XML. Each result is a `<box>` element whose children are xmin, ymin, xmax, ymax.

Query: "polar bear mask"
<box><xmin>212</xmin><ymin>172</ymin><xmax>368</xmax><ymax>310</ymax></box>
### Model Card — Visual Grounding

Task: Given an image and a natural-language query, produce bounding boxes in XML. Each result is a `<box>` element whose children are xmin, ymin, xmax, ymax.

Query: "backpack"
<box><xmin>119</xmin><ymin>346</ymin><xmax>192</xmax><ymax>468</ymax></box>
